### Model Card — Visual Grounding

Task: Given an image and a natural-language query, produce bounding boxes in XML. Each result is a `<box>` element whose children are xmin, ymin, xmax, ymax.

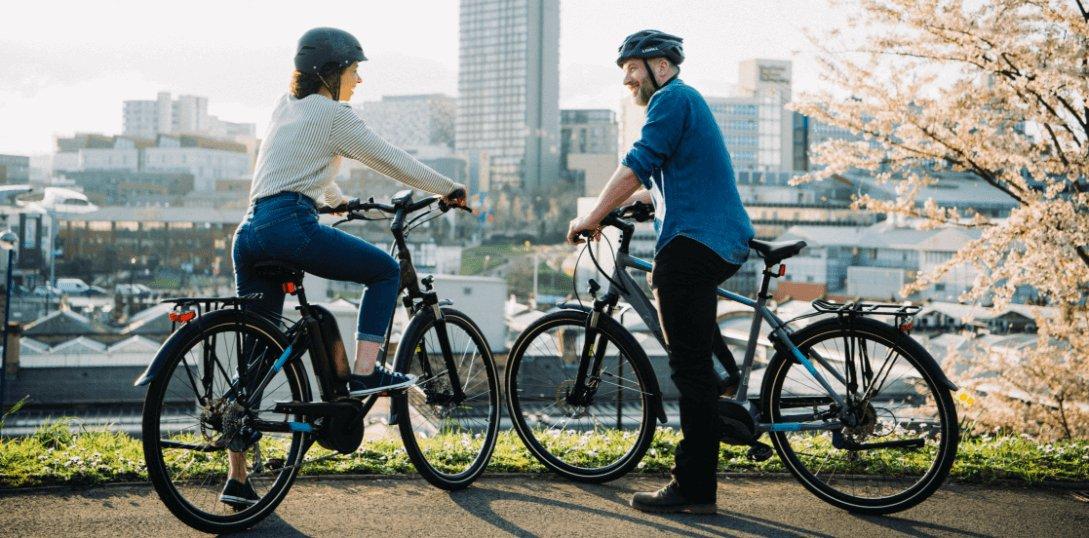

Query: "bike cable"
<box><xmin>585</xmin><ymin>232</ymin><xmax>627</xmax><ymax>295</ymax></box>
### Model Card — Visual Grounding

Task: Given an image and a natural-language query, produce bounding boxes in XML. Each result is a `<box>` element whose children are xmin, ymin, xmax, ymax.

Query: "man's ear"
<box><xmin>657</xmin><ymin>58</ymin><xmax>671</xmax><ymax>78</ymax></box>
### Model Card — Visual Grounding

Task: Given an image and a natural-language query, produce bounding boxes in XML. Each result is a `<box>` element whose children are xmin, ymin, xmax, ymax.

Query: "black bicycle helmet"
<box><xmin>294</xmin><ymin>27</ymin><xmax>367</xmax><ymax>74</ymax></box>
<box><xmin>616</xmin><ymin>30</ymin><xmax>684</xmax><ymax>90</ymax></box>
<box><xmin>616</xmin><ymin>29</ymin><xmax>684</xmax><ymax>67</ymax></box>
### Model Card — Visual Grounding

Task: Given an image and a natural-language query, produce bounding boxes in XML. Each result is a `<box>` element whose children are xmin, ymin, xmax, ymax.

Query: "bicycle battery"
<box><xmin>308</xmin><ymin>304</ymin><xmax>351</xmax><ymax>385</ymax></box>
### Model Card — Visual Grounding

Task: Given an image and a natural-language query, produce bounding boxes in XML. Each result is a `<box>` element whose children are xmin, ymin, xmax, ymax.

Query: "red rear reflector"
<box><xmin>168</xmin><ymin>311</ymin><xmax>197</xmax><ymax>323</ymax></box>
<box><xmin>900</xmin><ymin>322</ymin><xmax>914</xmax><ymax>333</ymax></box>
<box><xmin>282</xmin><ymin>282</ymin><xmax>297</xmax><ymax>294</ymax></box>
<box><xmin>778</xmin><ymin>264</ymin><xmax>787</xmax><ymax>277</ymax></box>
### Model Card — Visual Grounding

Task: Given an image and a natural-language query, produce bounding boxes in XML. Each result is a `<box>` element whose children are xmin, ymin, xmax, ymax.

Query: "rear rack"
<box><xmin>811</xmin><ymin>299</ymin><xmax>920</xmax><ymax>318</ymax></box>
<box><xmin>807</xmin><ymin>299</ymin><xmax>921</xmax><ymax>331</ymax></box>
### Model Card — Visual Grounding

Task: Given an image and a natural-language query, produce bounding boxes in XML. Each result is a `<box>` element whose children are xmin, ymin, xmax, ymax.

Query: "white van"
<box><xmin>56</xmin><ymin>278</ymin><xmax>91</xmax><ymax>295</ymax></box>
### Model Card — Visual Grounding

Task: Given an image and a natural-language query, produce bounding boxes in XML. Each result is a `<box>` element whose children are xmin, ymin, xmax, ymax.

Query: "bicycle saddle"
<box><xmin>749</xmin><ymin>239</ymin><xmax>807</xmax><ymax>266</ymax></box>
<box><xmin>254</xmin><ymin>261</ymin><xmax>304</xmax><ymax>284</ymax></box>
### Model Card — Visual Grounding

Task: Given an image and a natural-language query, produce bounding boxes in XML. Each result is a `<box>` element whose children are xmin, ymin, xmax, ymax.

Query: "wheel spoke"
<box><xmin>397</xmin><ymin>314</ymin><xmax>498</xmax><ymax>485</ymax></box>
<box><xmin>769</xmin><ymin>322</ymin><xmax>957</xmax><ymax>509</ymax></box>
<box><xmin>509</xmin><ymin>314</ymin><xmax>654</xmax><ymax>479</ymax></box>
<box><xmin>144</xmin><ymin>317</ymin><xmax>306</xmax><ymax>526</ymax></box>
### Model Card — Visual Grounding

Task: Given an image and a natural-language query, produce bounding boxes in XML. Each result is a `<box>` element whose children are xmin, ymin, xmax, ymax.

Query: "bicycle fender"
<box><xmin>133</xmin><ymin>309</ymin><xmax>287</xmax><ymax>387</ymax></box>
<box><xmin>134</xmin><ymin>315</ymin><xmax>213</xmax><ymax>387</ymax></box>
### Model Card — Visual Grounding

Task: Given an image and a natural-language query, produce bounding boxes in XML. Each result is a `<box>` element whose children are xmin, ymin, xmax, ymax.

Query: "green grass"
<box><xmin>1</xmin><ymin>423</ymin><xmax>1086</xmax><ymax>488</ymax></box>
<box><xmin>460</xmin><ymin>244</ymin><xmax>523</xmax><ymax>275</ymax></box>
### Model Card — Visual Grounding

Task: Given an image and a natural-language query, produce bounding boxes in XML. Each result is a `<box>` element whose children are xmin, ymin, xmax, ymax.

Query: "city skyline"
<box><xmin>0</xmin><ymin>0</ymin><xmax>848</xmax><ymax>155</ymax></box>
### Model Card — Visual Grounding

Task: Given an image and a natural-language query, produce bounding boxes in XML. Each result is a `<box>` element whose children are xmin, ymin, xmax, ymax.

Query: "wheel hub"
<box><xmin>843</xmin><ymin>402</ymin><xmax>877</xmax><ymax>442</ymax></box>
<box><xmin>557</xmin><ymin>379</ymin><xmax>590</xmax><ymax>415</ymax></box>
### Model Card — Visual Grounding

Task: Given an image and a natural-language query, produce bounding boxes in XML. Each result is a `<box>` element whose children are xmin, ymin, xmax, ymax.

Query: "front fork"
<box><xmin>407</xmin><ymin>280</ymin><xmax>466</xmax><ymax>405</ymax></box>
<box><xmin>568</xmin><ymin>294</ymin><xmax>615</xmax><ymax>406</ymax></box>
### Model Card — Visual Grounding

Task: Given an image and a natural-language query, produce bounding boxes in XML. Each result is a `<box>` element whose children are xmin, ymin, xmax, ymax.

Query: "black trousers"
<box><xmin>651</xmin><ymin>235</ymin><xmax>740</xmax><ymax>503</ymax></box>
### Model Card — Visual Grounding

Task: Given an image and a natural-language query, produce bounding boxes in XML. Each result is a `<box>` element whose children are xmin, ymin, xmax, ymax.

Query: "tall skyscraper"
<box><xmin>456</xmin><ymin>0</ymin><xmax>560</xmax><ymax>192</ymax></box>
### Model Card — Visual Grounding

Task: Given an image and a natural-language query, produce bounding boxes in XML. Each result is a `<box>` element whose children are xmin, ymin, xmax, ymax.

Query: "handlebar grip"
<box><xmin>438</xmin><ymin>188</ymin><xmax>471</xmax><ymax>213</ymax></box>
<box><xmin>318</xmin><ymin>197</ymin><xmax>360</xmax><ymax>214</ymax></box>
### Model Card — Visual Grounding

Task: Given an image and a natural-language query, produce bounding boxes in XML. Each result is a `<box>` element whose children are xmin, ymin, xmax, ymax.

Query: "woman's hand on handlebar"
<box><xmin>440</xmin><ymin>184</ymin><xmax>469</xmax><ymax>211</ymax></box>
<box><xmin>567</xmin><ymin>215</ymin><xmax>601</xmax><ymax>245</ymax></box>
<box><xmin>322</xmin><ymin>197</ymin><xmax>358</xmax><ymax>216</ymax></box>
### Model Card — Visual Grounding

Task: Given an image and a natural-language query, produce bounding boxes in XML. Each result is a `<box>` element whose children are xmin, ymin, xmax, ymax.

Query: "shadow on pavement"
<box><xmin>448</xmin><ymin>481</ymin><xmax>836</xmax><ymax>537</ymax></box>
<box><xmin>854</xmin><ymin>514</ymin><xmax>991</xmax><ymax>538</ymax></box>
<box><xmin>227</xmin><ymin>512</ymin><xmax>309</xmax><ymax>538</ymax></box>
<box><xmin>570</xmin><ymin>481</ymin><xmax>837</xmax><ymax>538</ymax></box>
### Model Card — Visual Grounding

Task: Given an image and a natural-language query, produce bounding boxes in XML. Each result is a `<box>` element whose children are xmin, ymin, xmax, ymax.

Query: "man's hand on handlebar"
<box><xmin>567</xmin><ymin>216</ymin><xmax>601</xmax><ymax>245</ymax></box>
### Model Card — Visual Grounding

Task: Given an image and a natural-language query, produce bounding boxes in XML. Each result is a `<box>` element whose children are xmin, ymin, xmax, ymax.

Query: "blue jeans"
<box><xmin>232</xmin><ymin>191</ymin><xmax>400</xmax><ymax>342</ymax></box>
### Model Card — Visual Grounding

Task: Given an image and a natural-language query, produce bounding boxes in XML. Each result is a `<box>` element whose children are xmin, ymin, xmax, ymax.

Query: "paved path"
<box><xmin>2</xmin><ymin>475</ymin><xmax>1086</xmax><ymax>537</ymax></box>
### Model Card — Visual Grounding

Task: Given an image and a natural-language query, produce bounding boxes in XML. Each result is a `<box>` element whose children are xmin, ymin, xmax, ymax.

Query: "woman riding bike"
<box><xmin>223</xmin><ymin>27</ymin><xmax>467</xmax><ymax>508</ymax></box>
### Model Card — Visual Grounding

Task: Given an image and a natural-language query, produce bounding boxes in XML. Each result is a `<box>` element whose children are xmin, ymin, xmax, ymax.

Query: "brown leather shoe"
<box><xmin>630</xmin><ymin>481</ymin><xmax>716</xmax><ymax>515</ymax></box>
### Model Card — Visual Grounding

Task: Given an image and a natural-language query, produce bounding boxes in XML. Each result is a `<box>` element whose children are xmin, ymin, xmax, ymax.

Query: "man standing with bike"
<box><xmin>567</xmin><ymin>29</ymin><xmax>754</xmax><ymax>514</ymax></box>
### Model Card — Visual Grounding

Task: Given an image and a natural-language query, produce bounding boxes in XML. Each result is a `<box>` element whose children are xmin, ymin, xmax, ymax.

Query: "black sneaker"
<box><xmin>219</xmin><ymin>479</ymin><xmax>260</xmax><ymax>511</ymax></box>
<box><xmin>348</xmin><ymin>364</ymin><xmax>416</xmax><ymax>397</ymax></box>
<box><xmin>630</xmin><ymin>481</ymin><xmax>716</xmax><ymax>515</ymax></box>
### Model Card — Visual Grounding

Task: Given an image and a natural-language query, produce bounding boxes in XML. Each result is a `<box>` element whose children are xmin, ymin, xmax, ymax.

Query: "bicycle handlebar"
<box><xmin>318</xmin><ymin>188</ymin><xmax>472</xmax><ymax>219</ymax></box>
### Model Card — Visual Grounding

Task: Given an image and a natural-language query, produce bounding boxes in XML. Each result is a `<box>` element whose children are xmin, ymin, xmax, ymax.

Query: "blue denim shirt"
<box><xmin>622</xmin><ymin>79</ymin><xmax>754</xmax><ymax>265</ymax></box>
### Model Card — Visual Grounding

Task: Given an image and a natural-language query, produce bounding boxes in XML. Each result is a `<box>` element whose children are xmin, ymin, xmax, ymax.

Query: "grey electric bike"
<box><xmin>504</xmin><ymin>201</ymin><xmax>959</xmax><ymax>514</ymax></box>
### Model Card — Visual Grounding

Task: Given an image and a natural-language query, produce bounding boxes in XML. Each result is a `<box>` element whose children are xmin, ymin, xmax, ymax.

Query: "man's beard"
<box><xmin>634</xmin><ymin>79</ymin><xmax>656</xmax><ymax>106</ymax></box>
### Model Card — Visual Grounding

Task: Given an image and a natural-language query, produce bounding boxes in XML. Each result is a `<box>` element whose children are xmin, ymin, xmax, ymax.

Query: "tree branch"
<box><xmin>908</xmin><ymin>118</ymin><xmax>1027</xmax><ymax>204</ymax></box>
<box><xmin>1044</xmin><ymin>123</ymin><xmax>1071</xmax><ymax>167</ymax></box>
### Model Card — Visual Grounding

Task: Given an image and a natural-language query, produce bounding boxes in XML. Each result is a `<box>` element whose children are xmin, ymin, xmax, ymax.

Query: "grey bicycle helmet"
<box><xmin>294</xmin><ymin>27</ymin><xmax>367</xmax><ymax>74</ymax></box>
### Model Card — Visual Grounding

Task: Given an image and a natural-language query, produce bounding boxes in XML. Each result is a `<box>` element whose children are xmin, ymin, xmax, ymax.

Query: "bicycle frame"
<box><xmin>578</xmin><ymin>216</ymin><xmax>849</xmax><ymax>434</ymax></box>
<box><xmin>240</xmin><ymin>191</ymin><xmax>465</xmax><ymax>434</ymax></box>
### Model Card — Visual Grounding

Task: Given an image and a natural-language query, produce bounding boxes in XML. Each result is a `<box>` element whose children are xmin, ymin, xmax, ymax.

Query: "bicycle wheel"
<box><xmin>392</xmin><ymin>307</ymin><xmax>499</xmax><ymax>490</ymax></box>
<box><xmin>760</xmin><ymin>317</ymin><xmax>959</xmax><ymax>514</ymax></box>
<box><xmin>142</xmin><ymin>309</ymin><xmax>311</xmax><ymax>533</ymax></box>
<box><xmin>506</xmin><ymin>309</ymin><xmax>658</xmax><ymax>483</ymax></box>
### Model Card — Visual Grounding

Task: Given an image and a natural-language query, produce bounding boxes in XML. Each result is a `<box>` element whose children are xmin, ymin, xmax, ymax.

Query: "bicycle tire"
<box><xmin>392</xmin><ymin>307</ymin><xmax>500</xmax><ymax>490</ymax></box>
<box><xmin>142</xmin><ymin>308</ymin><xmax>311</xmax><ymax>533</ymax></box>
<box><xmin>760</xmin><ymin>317</ymin><xmax>959</xmax><ymax>514</ymax></box>
<box><xmin>505</xmin><ymin>309</ymin><xmax>658</xmax><ymax>483</ymax></box>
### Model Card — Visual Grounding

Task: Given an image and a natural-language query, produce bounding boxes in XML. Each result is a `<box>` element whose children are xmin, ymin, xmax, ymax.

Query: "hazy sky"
<box><xmin>0</xmin><ymin>0</ymin><xmax>847</xmax><ymax>155</ymax></box>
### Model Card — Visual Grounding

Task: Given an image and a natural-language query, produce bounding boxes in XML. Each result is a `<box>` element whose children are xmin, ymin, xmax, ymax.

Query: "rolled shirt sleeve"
<box><xmin>621</xmin><ymin>89</ymin><xmax>689</xmax><ymax>187</ymax></box>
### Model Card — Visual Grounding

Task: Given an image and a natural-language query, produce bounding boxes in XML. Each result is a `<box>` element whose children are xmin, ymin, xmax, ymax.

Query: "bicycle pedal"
<box><xmin>747</xmin><ymin>442</ymin><xmax>773</xmax><ymax>462</ymax></box>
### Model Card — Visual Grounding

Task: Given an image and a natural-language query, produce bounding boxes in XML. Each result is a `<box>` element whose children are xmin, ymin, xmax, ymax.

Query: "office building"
<box><xmin>123</xmin><ymin>92</ymin><xmax>256</xmax><ymax>145</ymax></box>
<box><xmin>54</xmin><ymin>133</ymin><xmax>250</xmax><ymax>193</ymax></box>
<box><xmin>560</xmin><ymin>109</ymin><xmax>618</xmax><ymax>195</ymax></box>
<box><xmin>356</xmin><ymin>94</ymin><xmax>456</xmax><ymax>150</ymax></box>
<box><xmin>0</xmin><ymin>154</ymin><xmax>31</xmax><ymax>183</ymax></box>
<box><xmin>456</xmin><ymin>0</ymin><xmax>560</xmax><ymax>192</ymax></box>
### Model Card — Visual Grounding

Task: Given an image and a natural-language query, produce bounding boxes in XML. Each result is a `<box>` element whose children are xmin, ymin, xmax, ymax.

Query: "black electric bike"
<box><xmin>137</xmin><ymin>190</ymin><xmax>499</xmax><ymax>533</ymax></box>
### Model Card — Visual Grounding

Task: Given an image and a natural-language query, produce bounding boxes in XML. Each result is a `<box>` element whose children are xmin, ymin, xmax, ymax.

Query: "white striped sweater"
<box><xmin>248</xmin><ymin>93</ymin><xmax>457</xmax><ymax>207</ymax></box>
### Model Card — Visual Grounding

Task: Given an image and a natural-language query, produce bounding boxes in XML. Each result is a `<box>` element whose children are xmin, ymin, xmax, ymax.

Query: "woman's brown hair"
<box><xmin>290</xmin><ymin>63</ymin><xmax>344</xmax><ymax>99</ymax></box>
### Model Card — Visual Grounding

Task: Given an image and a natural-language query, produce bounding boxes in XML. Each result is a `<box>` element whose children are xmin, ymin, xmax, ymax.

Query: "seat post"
<box><xmin>294</xmin><ymin>282</ymin><xmax>309</xmax><ymax>307</ymax></box>
<box><xmin>757</xmin><ymin>265</ymin><xmax>775</xmax><ymax>300</ymax></box>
